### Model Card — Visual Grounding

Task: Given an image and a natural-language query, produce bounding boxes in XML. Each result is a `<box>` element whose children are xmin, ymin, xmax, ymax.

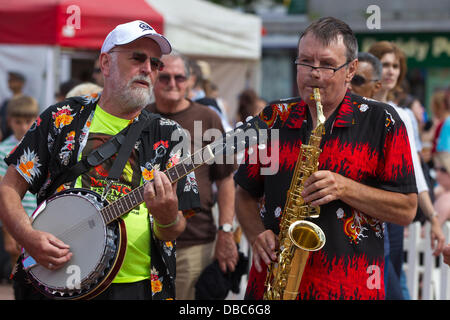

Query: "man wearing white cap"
<box><xmin>0</xmin><ymin>20</ymin><xmax>200</xmax><ymax>300</ymax></box>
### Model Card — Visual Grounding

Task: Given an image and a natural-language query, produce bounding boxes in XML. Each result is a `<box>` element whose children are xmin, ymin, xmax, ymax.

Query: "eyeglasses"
<box><xmin>109</xmin><ymin>49</ymin><xmax>164</xmax><ymax>71</ymax></box>
<box><xmin>436</xmin><ymin>166</ymin><xmax>448</xmax><ymax>174</ymax></box>
<box><xmin>294</xmin><ymin>59</ymin><xmax>350</xmax><ymax>79</ymax></box>
<box><xmin>157</xmin><ymin>73</ymin><xmax>187</xmax><ymax>85</ymax></box>
<box><xmin>93</xmin><ymin>68</ymin><xmax>101</xmax><ymax>74</ymax></box>
<box><xmin>351</xmin><ymin>74</ymin><xmax>379</xmax><ymax>86</ymax></box>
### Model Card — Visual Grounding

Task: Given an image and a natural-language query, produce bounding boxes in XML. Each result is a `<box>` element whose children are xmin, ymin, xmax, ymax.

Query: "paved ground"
<box><xmin>0</xmin><ymin>283</ymin><xmax>14</xmax><ymax>300</ymax></box>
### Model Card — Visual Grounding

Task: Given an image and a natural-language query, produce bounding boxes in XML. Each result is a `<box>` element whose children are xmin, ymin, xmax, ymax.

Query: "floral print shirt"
<box><xmin>5</xmin><ymin>94</ymin><xmax>200</xmax><ymax>299</ymax></box>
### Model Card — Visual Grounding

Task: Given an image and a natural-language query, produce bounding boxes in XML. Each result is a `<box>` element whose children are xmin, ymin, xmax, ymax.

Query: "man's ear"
<box><xmin>345</xmin><ymin>59</ymin><xmax>358</xmax><ymax>84</ymax></box>
<box><xmin>372</xmin><ymin>80</ymin><xmax>382</xmax><ymax>95</ymax></box>
<box><xmin>99</xmin><ymin>52</ymin><xmax>111</xmax><ymax>77</ymax></box>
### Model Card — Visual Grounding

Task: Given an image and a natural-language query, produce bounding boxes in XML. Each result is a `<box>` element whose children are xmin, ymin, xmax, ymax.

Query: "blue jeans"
<box><xmin>385</xmin><ymin>223</ymin><xmax>405</xmax><ymax>300</ymax></box>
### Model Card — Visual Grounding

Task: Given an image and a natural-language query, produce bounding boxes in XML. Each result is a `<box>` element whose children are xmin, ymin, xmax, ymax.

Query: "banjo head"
<box><xmin>27</xmin><ymin>189</ymin><xmax>121</xmax><ymax>299</ymax></box>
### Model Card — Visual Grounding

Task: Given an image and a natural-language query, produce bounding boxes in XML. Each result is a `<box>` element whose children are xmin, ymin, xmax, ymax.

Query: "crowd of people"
<box><xmin>0</xmin><ymin>17</ymin><xmax>449</xmax><ymax>301</ymax></box>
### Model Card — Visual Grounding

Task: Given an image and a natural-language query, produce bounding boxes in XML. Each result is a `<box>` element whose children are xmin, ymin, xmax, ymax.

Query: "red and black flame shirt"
<box><xmin>234</xmin><ymin>91</ymin><xmax>417</xmax><ymax>300</ymax></box>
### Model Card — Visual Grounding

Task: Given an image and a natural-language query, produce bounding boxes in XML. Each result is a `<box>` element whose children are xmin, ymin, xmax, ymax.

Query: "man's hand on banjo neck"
<box><xmin>143</xmin><ymin>170</ymin><xmax>186</xmax><ymax>241</ymax></box>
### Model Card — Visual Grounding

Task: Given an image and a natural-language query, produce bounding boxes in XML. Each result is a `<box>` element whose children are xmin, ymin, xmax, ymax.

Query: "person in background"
<box><xmin>421</xmin><ymin>90</ymin><xmax>450</xmax><ymax>165</ymax></box>
<box><xmin>350</xmin><ymin>51</ymin><xmax>445</xmax><ymax>300</ymax></box>
<box><xmin>65</xmin><ymin>82</ymin><xmax>103</xmax><ymax>99</ymax></box>
<box><xmin>55</xmin><ymin>79</ymin><xmax>82</xmax><ymax>102</ymax></box>
<box><xmin>188</xmin><ymin>59</ymin><xmax>232</xmax><ymax>133</ymax></box>
<box><xmin>148</xmin><ymin>51</ymin><xmax>238</xmax><ymax>300</ymax></box>
<box><xmin>435</xmin><ymin>88</ymin><xmax>450</xmax><ymax>157</ymax></box>
<box><xmin>435</xmin><ymin>151</ymin><xmax>450</xmax><ymax>267</ymax></box>
<box><xmin>434</xmin><ymin>151</ymin><xmax>450</xmax><ymax>225</ymax></box>
<box><xmin>444</xmin><ymin>244</ymin><xmax>450</xmax><ymax>267</ymax></box>
<box><xmin>187</xmin><ymin>59</ymin><xmax>207</xmax><ymax>101</ymax></box>
<box><xmin>0</xmin><ymin>96</ymin><xmax>39</xmax><ymax>297</ymax></box>
<box><xmin>0</xmin><ymin>72</ymin><xmax>26</xmax><ymax>141</ymax></box>
<box><xmin>348</xmin><ymin>52</ymin><xmax>382</xmax><ymax>98</ymax></box>
<box><xmin>92</xmin><ymin>56</ymin><xmax>105</xmax><ymax>87</ymax></box>
<box><xmin>235</xmin><ymin>88</ymin><xmax>266</xmax><ymax>124</ymax></box>
<box><xmin>370</xmin><ymin>42</ymin><xmax>423</xmax><ymax>155</ymax></box>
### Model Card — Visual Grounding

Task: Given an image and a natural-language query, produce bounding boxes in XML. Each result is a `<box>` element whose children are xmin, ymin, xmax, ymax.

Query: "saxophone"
<box><xmin>264</xmin><ymin>88</ymin><xmax>326</xmax><ymax>300</ymax></box>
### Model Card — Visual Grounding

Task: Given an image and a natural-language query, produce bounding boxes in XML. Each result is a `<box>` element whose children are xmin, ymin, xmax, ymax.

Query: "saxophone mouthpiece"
<box><xmin>313</xmin><ymin>88</ymin><xmax>321</xmax><ymax>103</ymax></box>
<box><xmin>313</xmin><ymin>88</ymin><xmax>326</xmax><ymax>126</ymax></box>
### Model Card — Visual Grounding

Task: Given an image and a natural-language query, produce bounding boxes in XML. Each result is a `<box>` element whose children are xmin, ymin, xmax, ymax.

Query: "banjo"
<box><xmin>22</xmin><ymin>115</ymin><xmax>268</xmax><ymax>299</ymax></box>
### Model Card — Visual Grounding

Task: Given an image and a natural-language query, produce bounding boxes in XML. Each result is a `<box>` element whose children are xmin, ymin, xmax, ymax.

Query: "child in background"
<box><xmin>0</xmin><ymin>96</ymin><xmax>39</xmax><ymax>283</ymax></box>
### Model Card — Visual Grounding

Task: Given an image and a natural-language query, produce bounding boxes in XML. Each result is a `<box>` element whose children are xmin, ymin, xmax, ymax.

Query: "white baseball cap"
<box><xmin>101</xmin><ymin>20</ymin><xmax>172</xmax><ymax>54</ymax></box>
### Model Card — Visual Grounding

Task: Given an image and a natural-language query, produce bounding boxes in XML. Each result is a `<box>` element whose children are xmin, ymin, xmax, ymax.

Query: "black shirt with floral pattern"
<box><xmin>5</xmin><ymin>94</ymin><xmax>200</xmax><ymax>299</ymax></box>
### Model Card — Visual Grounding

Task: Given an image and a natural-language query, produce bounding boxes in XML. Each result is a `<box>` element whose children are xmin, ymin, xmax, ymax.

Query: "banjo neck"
<box><xmin>100</xmin><ymin>146</ymin><xmax>209</xmax><ymax>224</ymax></box>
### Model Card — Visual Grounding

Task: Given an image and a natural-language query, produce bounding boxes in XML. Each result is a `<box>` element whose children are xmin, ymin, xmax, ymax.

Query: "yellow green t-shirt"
<box><xmin>75</xmin><ymin>105</ymin><xmax>150</xmax><ymax>283</ymax></box>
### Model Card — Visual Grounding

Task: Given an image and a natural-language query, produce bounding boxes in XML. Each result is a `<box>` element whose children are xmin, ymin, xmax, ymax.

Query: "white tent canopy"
<box><xmin>150</xmin><ymin>0</ymin><xmax>262</xmax><ymax>121</ymax></box>
<box><xmin>149</xmin><ymin>0</ymin><xmax>261</xmax><ymax>60</ymax></box>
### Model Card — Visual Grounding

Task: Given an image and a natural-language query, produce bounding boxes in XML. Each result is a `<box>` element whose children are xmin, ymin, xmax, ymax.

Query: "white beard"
<box><xmin>113</xmin><ymin>74</ymin><xmax>154</xmax><ymax>113</ymax></box>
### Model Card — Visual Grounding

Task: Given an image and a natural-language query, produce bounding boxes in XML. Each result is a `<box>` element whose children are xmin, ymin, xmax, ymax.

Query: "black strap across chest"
<box><xmin>45</xmin><ymin>109</ymin><xmax>159</xmax><ymax>198</ymax></box>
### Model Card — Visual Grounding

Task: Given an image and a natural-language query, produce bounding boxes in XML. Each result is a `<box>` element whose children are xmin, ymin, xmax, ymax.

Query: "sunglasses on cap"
<box><xmin>109</xmin><ymin>49</ymin><xmax>165</xmax><ymax>71</ymax></box>
<box><xmin>157</xmin><ymin>73</ymin><xmax>187</xmax><ymax>85</ymax></box>
<box><xmin>351</xmin><ymin>74</ymin><xmax>379</xmax><ymax>86</ymax></box>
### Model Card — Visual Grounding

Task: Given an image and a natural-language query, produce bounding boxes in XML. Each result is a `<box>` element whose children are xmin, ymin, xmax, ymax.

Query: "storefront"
<box><xmin>260</xmin><ymin>30</ymin><xmax>450</xmax><ymax>115</ymax></box>
<box><xmin>358</xmin><ymin>32</ymin><xmax>450</xmax><ymax>113</ymax></box>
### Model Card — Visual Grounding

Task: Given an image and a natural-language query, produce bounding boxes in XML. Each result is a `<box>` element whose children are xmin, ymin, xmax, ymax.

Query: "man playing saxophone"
<box><xmin>234</xmin><ymin>17</ymin><xmax>418</xmax><ymax>300</ymax></box>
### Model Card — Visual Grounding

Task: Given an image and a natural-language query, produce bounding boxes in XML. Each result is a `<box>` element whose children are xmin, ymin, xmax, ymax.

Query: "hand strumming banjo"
<box><xmin>23</xmin><ymin>115</ymin><xmax>267</xmax><ymax>299</ymax></box>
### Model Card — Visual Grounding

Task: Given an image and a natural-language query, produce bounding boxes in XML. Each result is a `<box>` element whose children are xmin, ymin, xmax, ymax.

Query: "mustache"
<box><xmin>128</xmin><ymin>75</ymin><xmax>153</xmax><ymax>87</ymax></box>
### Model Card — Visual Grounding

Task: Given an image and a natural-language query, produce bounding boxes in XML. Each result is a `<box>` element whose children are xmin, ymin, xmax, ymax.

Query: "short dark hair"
<box><xmin>8</xmin><ymin>71</ymin><xmax>25</xmax><ymax>83</ymax></box>
<box><xmin>300</xmin><ymin>17</ymin><xmax>358</xmax><ymax>62</ymax></box>
<box><xmin>357</xmin><ymin>52</ymin><xmax>382</xmax><ymax>80</ymax></box>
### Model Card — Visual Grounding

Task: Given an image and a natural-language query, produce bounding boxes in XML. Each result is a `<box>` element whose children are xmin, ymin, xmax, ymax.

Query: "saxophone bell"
<box><xmin>275</xmin><ymin>220</ymin><xmax>326</xmax><ymax>300</ymax></box>
<box><xmin>288</xmin><ymin>220</ymin><xmax>326</xmax><ymax>252</ymax></box>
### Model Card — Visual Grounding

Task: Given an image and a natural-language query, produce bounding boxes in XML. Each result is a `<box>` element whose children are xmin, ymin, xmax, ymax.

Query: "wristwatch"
<box><xmin>218</xmin><ymin>223</ymin><xmax>233</xmax><ymax>233</ymax></box>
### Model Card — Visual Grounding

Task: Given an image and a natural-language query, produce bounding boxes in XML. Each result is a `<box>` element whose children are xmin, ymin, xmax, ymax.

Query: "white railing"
<box><xmin>403</xmin><ymin>221</ymin><xmax>450</xmax><ymax>300</ymax></box>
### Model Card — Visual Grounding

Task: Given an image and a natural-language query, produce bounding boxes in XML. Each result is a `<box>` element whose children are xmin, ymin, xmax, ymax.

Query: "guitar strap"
<box><xmin>45</xmin><ymin>109</ymin><xmax>159</xmax><ymax>199</ymax></box>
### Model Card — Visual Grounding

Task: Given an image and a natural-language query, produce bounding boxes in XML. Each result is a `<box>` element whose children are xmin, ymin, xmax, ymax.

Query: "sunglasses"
<box><xmin>157</xmin><ymin>73</ymin><xmax>187</xmax><ymax>85</ymax></box>
<box><xmin>109</xmin><ymin>50</ymin><xmax>165</xmax><ymax>71</ymax></box>
<box><xmin>351</xmin><ymin>74</ymin><xmax>379</xmax><ymax>86</ymax></box>
<box><xmin>436</xmin><ymin>166</ymin><xmax>448</xmax><ymax>174</ymax></box>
